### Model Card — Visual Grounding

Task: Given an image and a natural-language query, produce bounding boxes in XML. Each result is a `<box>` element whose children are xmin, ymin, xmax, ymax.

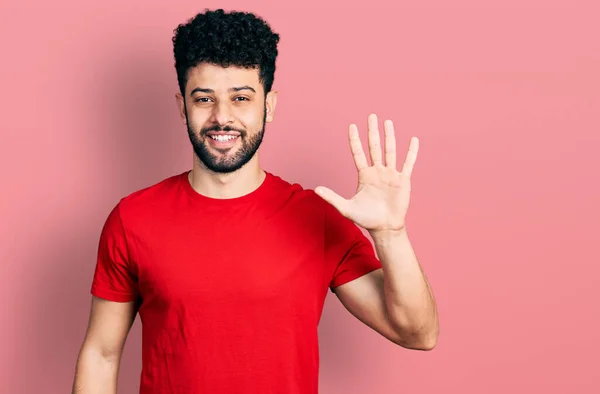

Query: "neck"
<box><xmin>187</xmin><ymin>154</ymin><xmax>265</xmax><ymax>199</ymax></box>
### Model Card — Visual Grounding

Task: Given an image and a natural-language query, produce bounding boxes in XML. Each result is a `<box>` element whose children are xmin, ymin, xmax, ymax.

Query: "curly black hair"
<box><xmin>172</xmin><ymin>9</ymin><xmax>280</xmax><ymax>96</ymax></box>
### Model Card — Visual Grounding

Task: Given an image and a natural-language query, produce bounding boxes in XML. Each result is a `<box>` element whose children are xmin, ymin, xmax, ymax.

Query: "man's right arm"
<box><xmin>72</xmin><ymin>296</ymin><xmax>138</xmax><ymax>394</ymax></box>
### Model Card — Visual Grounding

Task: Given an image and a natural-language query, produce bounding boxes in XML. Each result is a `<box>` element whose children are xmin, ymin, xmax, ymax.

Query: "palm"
<box><xmin>316</xmin><ymin>114</ymin><xmax>419</xmax><ymax>233</ymax></box>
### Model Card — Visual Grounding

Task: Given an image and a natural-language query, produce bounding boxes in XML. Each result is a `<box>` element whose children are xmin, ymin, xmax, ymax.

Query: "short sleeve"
<box><xmin>90</xmin><ymin>201</ymin><xmax>139</xmax><ymax>302</ymax></box>
<box><xmin>325</xmin><ymin>202</ymin><xmax>382</xmax><ymax>291</ymax></box>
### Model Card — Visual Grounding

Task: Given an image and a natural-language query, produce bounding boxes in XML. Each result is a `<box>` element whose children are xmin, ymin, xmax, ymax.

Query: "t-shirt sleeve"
<box><xmin>324</xmin><ymin>202</ymin><xmax>382</xmax><ymax>291</ymax></box>
<box><xmin>90</xmin><ymin>201</ymin><xmax>139</xmax><ymax>302</ymax></box>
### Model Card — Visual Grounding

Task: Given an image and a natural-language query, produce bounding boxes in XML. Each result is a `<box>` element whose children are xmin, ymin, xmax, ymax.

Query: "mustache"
<box><xmin>201</xmin><ymin>124</ymin><xmax>246</xmax><ymax>135</ymax></box>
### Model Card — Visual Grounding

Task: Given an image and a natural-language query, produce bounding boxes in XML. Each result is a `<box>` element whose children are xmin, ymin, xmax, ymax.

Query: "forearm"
<box><xmin>72</xmin><ymin>346</ymin><xmax>119</xmax><ymax>394</ymax></box>
<box><xmin>371</xmin><ymin>227</ymin><xmax>438</xmax><ymax>348</ymax></box>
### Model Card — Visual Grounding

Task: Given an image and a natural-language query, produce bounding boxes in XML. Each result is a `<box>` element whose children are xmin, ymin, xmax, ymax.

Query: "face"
<box><xmin>176</xmin><ymin>63</ymin><xmax>277</xmax><ymax>174</ymax></box>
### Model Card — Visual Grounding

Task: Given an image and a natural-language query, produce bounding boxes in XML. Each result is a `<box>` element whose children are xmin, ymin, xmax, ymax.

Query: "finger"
<box><xmin>401</xmin><ymin>136</ymin><xmax>419</xmax><ymax>178</ymax></box>
<box><xmin>384</xmin><ymin>119</ymin><xmax>397</xmax><ymax>169</ymax></box>
<box><xmin>314</xmin><ymin>186</ymin><xmax>351</xmax><ymax>217</ymax></box>
<box><xmin>349</xmin><ymin>124</ymin><xmax>368</xmax><ymax>171</ymax></box>
<box><xmin>367</xmin><ymin>113</ymin><xmax>382</xmax><ymax>165</ymax></box>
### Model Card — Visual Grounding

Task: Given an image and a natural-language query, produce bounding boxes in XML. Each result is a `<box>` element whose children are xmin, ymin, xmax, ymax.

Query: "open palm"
<box><xmin>315</xmin><ymin>113</ymin><xmax>419</xmax><ymax>233</ymax></box>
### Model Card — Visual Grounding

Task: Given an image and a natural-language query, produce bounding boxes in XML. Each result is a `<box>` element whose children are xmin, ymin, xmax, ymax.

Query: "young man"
<box><xmin>72</xmin><ymin>8</ymin><xmax>438</xmax><ymax>394</ymax></box>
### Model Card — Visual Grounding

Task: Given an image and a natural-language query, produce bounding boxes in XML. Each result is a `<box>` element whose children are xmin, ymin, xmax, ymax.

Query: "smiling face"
<box><xmin>177</xmin><ymin>63</ymin><xmax>278</xmax><ymax>174</ymax></box>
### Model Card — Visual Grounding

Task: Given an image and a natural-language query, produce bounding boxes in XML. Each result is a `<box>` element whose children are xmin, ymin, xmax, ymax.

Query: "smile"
<box><xmin>210</xmin><ymin>135</ymin><xmax>239</xmax><ymax>142</ymax></box>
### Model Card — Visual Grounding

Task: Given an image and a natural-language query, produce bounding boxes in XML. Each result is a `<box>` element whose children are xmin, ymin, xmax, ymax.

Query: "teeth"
<box><xmin>211</xmin><ymin>135</ymin><xmax>237</xmax><ymax>142</ymax></box>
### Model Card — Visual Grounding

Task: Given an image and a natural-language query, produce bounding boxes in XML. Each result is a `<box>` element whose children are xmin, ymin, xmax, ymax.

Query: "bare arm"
<box><xmin>333</xmin><ymin>229</ymin><xmax>438</xmax><ymax>350</ymax></box>
<box><xmin>72</xmin><ymin>296</ymin><xmax>138</xmax><ymax>394</ymax></box>
<box><xmin>317</xmin><ymin>115</ymin><xmax>438</xmax><ymax>350</ymax></box>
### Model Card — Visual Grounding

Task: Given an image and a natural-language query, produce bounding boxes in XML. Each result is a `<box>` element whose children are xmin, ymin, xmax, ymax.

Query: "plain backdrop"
<box><xmin>1</xmin><ymin>0</ymin><xmax>598</xmax><ymax>393</ymax></box>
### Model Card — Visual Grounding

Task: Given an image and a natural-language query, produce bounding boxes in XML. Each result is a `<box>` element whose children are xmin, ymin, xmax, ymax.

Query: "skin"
<box><xmin>177</xmin><ymin>63</ymin><xmax>278</xmax><ymax>199</ymax></box>
<box><xmin>316</xmin><ymin>115</ymin><xmax>439</xmax><ymax>350</ymax></box>
<box><xmin>72</xmin><ymin>297</ymin><xmax>137</xmax><ymax>394</ymax></box>
<box><xmin>72</xmin><ymin>63</ymin><xmax>438</xmax><ymax>394</ymax></box>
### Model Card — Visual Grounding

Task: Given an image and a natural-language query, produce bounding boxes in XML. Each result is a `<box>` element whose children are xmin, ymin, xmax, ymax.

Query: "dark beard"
<box><xmin>185</xmin><ymin>106</ymin><xmax>267</xmax><ymax>174</ymax></box>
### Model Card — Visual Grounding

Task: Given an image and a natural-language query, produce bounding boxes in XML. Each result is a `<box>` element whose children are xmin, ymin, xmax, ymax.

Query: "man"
<box><xmin>72</xmin><ymin>8</ymin><xmax>438</xmax><ymax>394</ymax></box>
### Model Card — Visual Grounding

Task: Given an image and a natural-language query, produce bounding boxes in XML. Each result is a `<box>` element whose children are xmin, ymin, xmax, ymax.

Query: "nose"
<box><xmin>211</xmin><ymin>100</ymin><xmax>234</xmax><ymax>127</ymax></box>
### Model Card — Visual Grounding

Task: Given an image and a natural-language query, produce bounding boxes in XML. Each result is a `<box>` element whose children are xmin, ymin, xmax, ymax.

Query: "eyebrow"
<box><xmin>190</xmin><ymin>86</ymin><xmax>256</xmax><ymax>95</ymax></box>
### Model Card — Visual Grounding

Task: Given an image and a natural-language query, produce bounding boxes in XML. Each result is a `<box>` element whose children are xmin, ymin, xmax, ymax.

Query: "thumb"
<box><xmin>315</xmin><ymin>186</ymin><xmax>350</xmax><ymax>216</ymax></box>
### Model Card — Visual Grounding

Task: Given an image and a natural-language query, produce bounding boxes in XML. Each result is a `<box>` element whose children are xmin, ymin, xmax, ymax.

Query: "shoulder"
<box><xmin>266</xmin><ymin>173</ymin><xmax>359</xmax><ymax>238</ymax></box>
<box><xmin>113</xmin><ymin>171</ymin><xmax>187</xmax><ymax>222</ymax></box>
<box><xmin>267</xmin><ymin>172</ymin><xmax>331</xmax><ymax>214</ymax></box>
<box><xmin>271</xmin><ymin>173</ymin><xmax>348</xmax><ymax>223</ymax></box>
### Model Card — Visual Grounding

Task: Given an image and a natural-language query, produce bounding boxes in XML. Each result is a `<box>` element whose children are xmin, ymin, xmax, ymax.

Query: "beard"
<box><xmin>185</xmin><ymin>105</ymin><xmax>267</xmax><ymax>174</ymax></box>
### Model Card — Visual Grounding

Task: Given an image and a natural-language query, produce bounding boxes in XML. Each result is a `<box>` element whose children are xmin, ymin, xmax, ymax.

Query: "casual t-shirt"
<box><xmin>91</xmin><ymin>170</ymin><xmax>381</xmax><ymax>394</ymax></box>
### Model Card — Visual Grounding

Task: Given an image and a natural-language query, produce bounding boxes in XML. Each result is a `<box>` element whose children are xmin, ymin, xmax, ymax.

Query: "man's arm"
<box><xmin>72</xmin><ymin>296</ymin><xmax>138</xmax><ymax>394</ymax></box>
<box><xmin>315</xmin><ymin>114</ymin><xmax>438</xmax><ymax>350</ymax></box>
<box><xmin>333</xmin><ymin>228</ymin><xmax>438</xmax><ymax>350</ymax></box>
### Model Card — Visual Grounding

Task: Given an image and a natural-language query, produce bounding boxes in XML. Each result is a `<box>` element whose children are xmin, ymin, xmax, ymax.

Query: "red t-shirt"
<box><xmin>91</xmin><ymin>171</ymin><xmax>381</xmax><ymax>393</ymax></box>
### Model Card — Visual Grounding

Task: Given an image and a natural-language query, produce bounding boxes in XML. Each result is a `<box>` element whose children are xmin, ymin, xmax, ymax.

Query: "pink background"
<box><xmin>1</xmin><ymin>0</ymin><xmax>598</xmax><ymax>393</ymax></box>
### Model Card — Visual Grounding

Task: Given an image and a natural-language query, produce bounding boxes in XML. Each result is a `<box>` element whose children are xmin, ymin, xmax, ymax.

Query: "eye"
<box><xmin>194</xmin><ymin>97</ymin><xmax>212</xmax><ymax>103</ymax></box>
<box><xmin>234</xmin><ymin>96</ymin><xmax>249</xmax><ymax>101</ymax></box>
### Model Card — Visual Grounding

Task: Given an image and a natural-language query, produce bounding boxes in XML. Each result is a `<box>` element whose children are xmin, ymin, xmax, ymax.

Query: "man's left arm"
<box><xmin>316</xmin><ymin>113</ymin><xmax>439</xmax><ymax>350</ymax></box>
<box><xmin>333</xmin><ymin>228</ymin><xmax>438</xmax><ymax>350</ymax></box>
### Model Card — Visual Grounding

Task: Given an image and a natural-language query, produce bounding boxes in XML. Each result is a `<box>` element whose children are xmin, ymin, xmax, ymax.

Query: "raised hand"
<box><xmin>315</xmin><ymin>113</ymin><xmax>419</xmax><ymax>235</ymax></box>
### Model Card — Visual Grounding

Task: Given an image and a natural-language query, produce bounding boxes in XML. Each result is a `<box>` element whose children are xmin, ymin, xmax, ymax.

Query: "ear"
<box><xmin>175</xmin><ymin>92</ymin><xmax>187</xmax><ymax>125</ymax></box>
<box><xmin>265</xmin><ymin>90</ymin><xmax>278</xmax><ymax>123</ymax></box>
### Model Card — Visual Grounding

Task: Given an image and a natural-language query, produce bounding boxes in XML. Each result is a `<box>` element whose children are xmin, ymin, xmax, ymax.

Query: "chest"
<box><xmin>133</xmin><ymin>210</ymin><xmax>328</xmax><ymax>314</ymax></box>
